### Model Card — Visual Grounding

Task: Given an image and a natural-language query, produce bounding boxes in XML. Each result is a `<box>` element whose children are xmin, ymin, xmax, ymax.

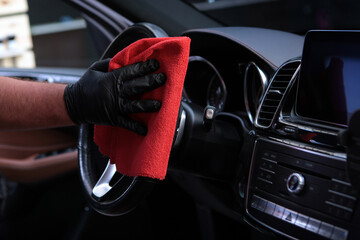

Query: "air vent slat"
<box><xmin>275</xmin><ymin>74</ymin><xmax>294</xmax><ymax>77</ymax></box>
<box><xmin>259</xmin><ymin>110</ymin><xmax>276</xmax><ymax>114</ymax></box>
<box><xmin>263</xmin><ymin>102</ymin><xmax>281</xmax><ymax>107</ymax></box>
<box><xmin>255</xmin><ymin>61</ymin><xmax>300</xmax><ymax>128</ymax></box>
<box><xmin>265</xmin><ymin>96</ymin><xmax>282</xmax><ymax>101</ymax></box>
<box><xmin>258</xmin><ymin>117</ymin><xmax>273</xmax><ymax>121</ymax></box>
<box><xmin>270</xmin><ymin>86</ymin><xmax>287</xmax><ymax>90</ymax></box>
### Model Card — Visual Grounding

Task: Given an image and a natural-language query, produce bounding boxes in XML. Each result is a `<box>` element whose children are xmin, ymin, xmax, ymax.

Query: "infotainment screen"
<box><xmin>296</xmin><ymin>30</ymin><xmax>360</xmax><ymax>126</ymax></box>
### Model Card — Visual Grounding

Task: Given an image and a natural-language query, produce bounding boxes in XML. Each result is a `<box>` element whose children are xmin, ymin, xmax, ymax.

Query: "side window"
<box><xmin>0</xmin><ymin>0</ymin><xmax>98</xmax><ymax>69</ymax></box>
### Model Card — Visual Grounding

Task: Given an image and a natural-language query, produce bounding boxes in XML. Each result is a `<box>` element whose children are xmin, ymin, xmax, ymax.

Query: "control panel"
<box><xmin>246</xmin><ymin>138</ymin><xmax>360</xmax><ymax>240</ymax></box>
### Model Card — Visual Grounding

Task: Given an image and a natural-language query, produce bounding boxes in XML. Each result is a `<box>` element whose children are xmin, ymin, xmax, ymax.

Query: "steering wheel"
<box><xmin>78</xmin><ymin>23</ymin><xmax>170</xmax><ymax>216</ymax></box>
<box><xmin>78</xmin><ymin>23</ymin><xmax>244</xmax><ymax>217</ymax></box>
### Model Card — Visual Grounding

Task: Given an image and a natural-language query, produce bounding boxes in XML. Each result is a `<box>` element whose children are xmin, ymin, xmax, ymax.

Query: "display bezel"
<box><xmin>295</xmin><ymin>30</ymin><xmax>360</xmax><ymax>127</ymax></box>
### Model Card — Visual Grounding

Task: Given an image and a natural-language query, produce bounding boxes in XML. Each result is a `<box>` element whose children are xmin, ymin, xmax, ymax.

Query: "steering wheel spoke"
<box><xmin>92</xmin><ymin>160</ymin><xmax>135</xmax><ymax>202</ymax></box>
<box><xmin>92</xmin><ymin>160</ymin><xmax>117</xmax><ymax>199</ymax></box>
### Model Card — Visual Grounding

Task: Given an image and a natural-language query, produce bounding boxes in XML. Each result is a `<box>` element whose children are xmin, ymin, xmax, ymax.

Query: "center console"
<box><xmin>246</xmin><ymin>31</ymin><xmax>360</xmax><ymax>240</ymax></box>
<box><xmin>247</xmin><ymin>138</ymin><xmax>358</xmax><ymax>240</ymax></box>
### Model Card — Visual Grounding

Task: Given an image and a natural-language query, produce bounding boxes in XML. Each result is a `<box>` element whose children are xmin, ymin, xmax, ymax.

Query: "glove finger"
<box><xmin>122</xmin><ymin>99</ymin><xmax>162</xmax><ymax>114</ymax></box>
<box><xmin>111</xmin><ymin>59</ymin><xmax>160</xmax><ymax>82</ymax></box>
<box><xmin>120</xmin><ymin>73</ymin><xmax>166</xmax><ymax>97</ymax></box>
<box><xmin>118</xmin><ymin>116</ymin><xmax>148</xmax><ymax>136</ymax></box>
<box><xmin>91</xmin><ymin>58</ymin><xmax>111</xmax><ymax>72</ymax></box>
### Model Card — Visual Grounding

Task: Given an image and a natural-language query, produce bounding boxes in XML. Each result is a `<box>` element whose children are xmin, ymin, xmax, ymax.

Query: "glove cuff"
<box><xmin>64</xmin><ymin>84</ymin><xmax>81</xmax><ymax>125</ymax></box>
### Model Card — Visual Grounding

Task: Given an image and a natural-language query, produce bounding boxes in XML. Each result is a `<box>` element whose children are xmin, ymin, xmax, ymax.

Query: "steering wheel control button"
<box><xmin>306</xmin><ymin>218</ymin><xmax>321</xmax><ymax>233</ymax></box>
<box><xmin>286</xmin><ymin>173</ymin><xmax>305</xmax><ymax>194</ymax></box>
<box><xmin>318</xmin><ymin>222</ymin><xmax>334</xmax><ymax>239</ymax></box>
<box><xmin>330</xmin><ymin>227</ymin><xmax>349</xmax><ymax>240</ymax></box>
<box><xmin>294</xmin><ymin>214</ymin><xmax>309</xmax><ymax>229</ymax></box>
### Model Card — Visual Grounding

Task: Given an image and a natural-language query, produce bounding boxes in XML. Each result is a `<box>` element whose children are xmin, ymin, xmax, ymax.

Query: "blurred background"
<box><xmin>0</xmin><ymin>0</ymin><xmax>97</xmax><ymax>69</ymax></box>
<box><xmin>3</xmin><ymin>0</ymin><xmax>360</xmax><ymax>69</ymax></box>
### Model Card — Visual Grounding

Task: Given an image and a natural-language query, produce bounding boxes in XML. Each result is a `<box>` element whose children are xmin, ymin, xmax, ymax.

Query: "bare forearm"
<box><xmin>0</xmin><ymin>76</ymin><xmax>73</xmax><ymax>130</ymax></box>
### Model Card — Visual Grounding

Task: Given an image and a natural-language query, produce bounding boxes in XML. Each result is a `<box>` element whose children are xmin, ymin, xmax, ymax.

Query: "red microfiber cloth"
<box><xmin>94</xmin><ymin>37</ymin><xmax>191</xmax><ymax>180</ymax></box>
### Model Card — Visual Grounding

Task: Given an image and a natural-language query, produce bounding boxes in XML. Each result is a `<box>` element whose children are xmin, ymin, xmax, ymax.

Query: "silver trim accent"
<box><xmin>257</xmin><ymin>177</ymin><xmax>273</xmax><ymax>184</ymax></box>
<box><xmin>261</xmin><ymin>157</ymin><xmax>277</xmax><ymax>164</ymax></box>
<box><xmin>268</xmin><ymin>89</ymin><xmax>282</xmax><ymax>95</ymax></box>
<box><xmin>268</xmin><ymin>136</ymin><xmax>346</xmax><ymax>160</ymax></box>
<box><xmin>174</xmin><ymin>110</ymin><xmax>186</xmax><ymax>148</ymax></box>
<box><xmin>244</xmin><ymin>62</ymin><xmax>268</xmax><ymax>123</ymax></box>
<box><xmin>92</xmin><ymin>160</ymin><xmax>117</xmax><ymax>198</ymax></box>
<box><xmin>332</xmin><ymin>178</ymin><xmax>351</xmax><ymax>186</ymax></box>
<box><xmin>259</xmin><ymin>167</ymin><xmax>275</xmax><ymax>174</ymax></box>
<box><xmin>250</xmin><ymin>194</ymin><xmax>349</xmax><ymax>240</ymax></box>
<box><xmin>325</xmin><ymin>201</ymin><xmax>353</xmax><ymax>212</ymax></box>
<box><xmin>254</xmin><ymin>60</ymin><xmax>301</xmax><ymax>129</ymax></box>
<box><xmin>328</xmin><ymin>189</ymin><xmax>357</xmax><ymax>201</ymax></box>
<box><xmin>278</xmin><ymin>117</ymin><xmax>339</xmax><ymax>136</ymax></box>
<box><xmin>286</xmin><ymin>173</ymin><xmax>305</xmax><ymax>194</ymax></box>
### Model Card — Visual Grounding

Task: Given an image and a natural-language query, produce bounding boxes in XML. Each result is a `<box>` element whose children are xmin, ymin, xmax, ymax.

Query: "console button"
<box><xmin>334</xmin><ymin>208</ymin><xmax>352</xmax><ymax>221</ymax></box>
<box><xmin>264</xmin><ymin>201</ymin><xmax>276</xmax><ymax>215</ymax></box>
<box><xmin>295</xmin><ymin>214</ymin><xmax>309</xmax><ymax>229</ymax></box>
<box><xmin>282</xmin><ymin>208</ymin><xmax>298</xmax><ymax>224</ymax></box>
<box><xmin>272</xmin><ymin>205</ymin><xmax>285</xmax><ymax>219</ymax></box>
<box><xmin>284</xmin><ymin>126</ymin><xmax>296</xmax><ymax>134</ymax></box>
<box><xmin>318</xmin><ymin>222</ymin><xmax>334</xmax><ymax>238</ymax></box>
<box><xmin>306</xmin><ymin>218</ymin><xmax>321</xmax><ymax>233</ymax></box>
<box><xmin>344</xmin><ymin>197</ymin><xmax>356</xmax><ymax>209</ymax></box>
<box><xmin>330</xmin><ymin>227</ymin><xmax>349</xmax><ymax>240</ymax></box>
<box><xmin>250</xmin><ymin>195</ymin><xmax>260</xmax><ymax>209</ymax></box>
<box><xmin>256</xmin><ymin>198</ymin><xmax>268</xmax><ymax>212</ymax></box>
<box><xmin>286</xmin><ymin>173</ymin><xmax>305</xmax><ymax>194</ymax></box>
<box><xmin>261</xmin><ymin>160</ymin><xmax>276</xmax><ymax>171</ymax></box>
<box><xmin>258</xmin><ymin>171</ymin><xmax>274</xmax><ymax>182</ymax></box>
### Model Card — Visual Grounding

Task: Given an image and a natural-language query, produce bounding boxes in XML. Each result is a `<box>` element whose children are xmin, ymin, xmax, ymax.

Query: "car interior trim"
<box><xmin>244</xmin><ymin>61</ymin><xmax>268</xmax><ymax>123</ymax></box>
<box><xmin>268</xmin><ymin>136</ymin><xmax>347</xmax><ymax>160</ymax></box>
<box><xmin>173</xmin><ymin>109</ymin><xmax>186</xmax><ymax>149</ymax></box>
<box><xmin>254</xmin><ymin>60</ymin><xmax>301</xmax><ymax>129</ymax></box>
<box><xmin>92</xmin><ymin>160</ymin><xmax>117</xmax><ymax>198</ymax></box>
<box><xmin>184</xmin><ymin>27</ymin><xmax>304</xmax><ymax>69</ymax></box>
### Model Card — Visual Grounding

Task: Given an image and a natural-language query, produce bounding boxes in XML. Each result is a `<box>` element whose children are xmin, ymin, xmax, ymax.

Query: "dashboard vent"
<box><xmin>255</xmin><ymin>61</ymin><xmax>300</xmax><ymax>128</ymax></box>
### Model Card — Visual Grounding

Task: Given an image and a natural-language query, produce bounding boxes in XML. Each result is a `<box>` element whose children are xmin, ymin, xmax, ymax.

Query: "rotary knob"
<box><xmin>286</xmin><ymin>173</ymin><xmax>305</xmax><ymax>194</ymax></box>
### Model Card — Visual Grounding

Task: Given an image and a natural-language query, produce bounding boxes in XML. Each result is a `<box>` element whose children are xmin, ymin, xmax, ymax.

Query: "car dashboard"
<box><xmin>168</xmin><ymin>27</ymin><xmax>360</xmax><ymax>240</ymax></box>
<box><xmin>1</xmin><ymin>24</ymin><xmax>359</xmax><ymax>240</ymax></box>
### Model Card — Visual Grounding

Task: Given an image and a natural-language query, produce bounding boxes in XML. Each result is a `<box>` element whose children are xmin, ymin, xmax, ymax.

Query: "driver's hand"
<box><xmin>64</xmin><ymin>58</ymin><xmax>166</xmax><ymax>135</ymax></box>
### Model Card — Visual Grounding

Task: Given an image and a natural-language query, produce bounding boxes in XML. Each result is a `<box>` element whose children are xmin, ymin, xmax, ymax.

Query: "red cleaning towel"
<box><xmin>94</xmin><ymin>37</ymin><xmax>191</xmax><ymax>180</ymax></box>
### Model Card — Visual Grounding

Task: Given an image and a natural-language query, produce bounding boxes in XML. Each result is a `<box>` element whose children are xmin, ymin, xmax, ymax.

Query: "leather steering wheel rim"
<box><xmin>78</xmin><ymin>23</ymin><xmax>168</xmax><ymax>216</ymax></box>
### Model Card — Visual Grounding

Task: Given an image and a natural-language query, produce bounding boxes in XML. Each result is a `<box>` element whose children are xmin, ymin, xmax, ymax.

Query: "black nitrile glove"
<box><xmin>64</xmin><ymin>58</ymin><xmax>166</xmax><ymax>135</ymax></box>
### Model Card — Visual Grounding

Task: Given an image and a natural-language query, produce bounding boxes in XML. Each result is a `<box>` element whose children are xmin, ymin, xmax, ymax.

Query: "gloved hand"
<box><xmin>64</xmin><ymin>58</ymin><xmax>166</xmax><ymax>135</ymax></box>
